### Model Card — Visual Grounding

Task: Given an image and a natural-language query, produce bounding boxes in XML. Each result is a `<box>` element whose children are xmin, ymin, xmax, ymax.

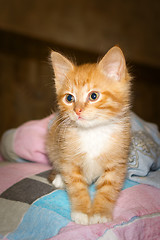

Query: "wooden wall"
<box><xmin>0</xmin><ymin>31</ymin><xmax>54</xmax><ymax>135</ymax></box>
<box><xmin>0</xmin><ymin>0</ymin><xmax>159</xmax><ymax>68</ymax></box>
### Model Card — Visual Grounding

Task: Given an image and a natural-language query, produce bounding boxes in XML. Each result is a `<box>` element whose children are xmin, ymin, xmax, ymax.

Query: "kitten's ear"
<box><xmin>51</xmin><ymin>51</ymin><xmax>74</xmax><ymax>83</ymax></box>
<box><xmin>98</xmin><ymin>46</ymin><xmax>126</xmax><ymax>81</ymax></box>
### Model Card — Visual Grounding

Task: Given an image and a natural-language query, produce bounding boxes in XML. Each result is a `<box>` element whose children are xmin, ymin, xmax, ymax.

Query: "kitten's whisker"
<box><xmin>57</xmin><ymin>116</ymin><xmax>71</xmax><ymax>147</ymax></box>
<box><xmin>56</xmin><ymin>117</ymin><xmax>68</xmax><ymax>133</ymax></box>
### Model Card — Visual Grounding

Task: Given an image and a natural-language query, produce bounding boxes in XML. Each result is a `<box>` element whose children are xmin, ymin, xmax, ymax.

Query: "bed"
<box><xmin>0</xmin><ymin>112</ymin><xmax>160</xmax><ymax>240</ymax></box>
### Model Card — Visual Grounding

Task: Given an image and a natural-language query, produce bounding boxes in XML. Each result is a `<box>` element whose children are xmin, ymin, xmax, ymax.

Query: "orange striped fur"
<box><xmin>46</xmin><ymin>46</ymin><xmax>132</xmax><ymax>225</ymax></box>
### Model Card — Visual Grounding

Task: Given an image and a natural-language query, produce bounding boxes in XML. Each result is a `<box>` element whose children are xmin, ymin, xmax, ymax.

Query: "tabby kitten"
<box><xmin>46</xmin><ymin>46</ymin><xmax>132</xmax><ymax>225</ymax></box>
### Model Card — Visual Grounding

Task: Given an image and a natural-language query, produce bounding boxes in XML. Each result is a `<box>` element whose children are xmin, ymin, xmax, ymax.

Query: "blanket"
<box><xmin>0</xmin><ymin>162</ymin><xmax>160</xmax><ymax>240</ymax></box>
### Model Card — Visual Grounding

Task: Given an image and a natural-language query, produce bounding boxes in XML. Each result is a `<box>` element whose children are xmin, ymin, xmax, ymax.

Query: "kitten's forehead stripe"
<box><xmin>70</xmin><ymin>64</ymin><xmax>96</xmax><ymax>88</ymax></box>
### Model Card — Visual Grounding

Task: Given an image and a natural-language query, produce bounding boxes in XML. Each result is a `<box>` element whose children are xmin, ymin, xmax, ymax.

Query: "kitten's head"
<box><xmin>51</xmin><ymin>46</ymin><xmax>131</xmax><ymax>128</ymax></box>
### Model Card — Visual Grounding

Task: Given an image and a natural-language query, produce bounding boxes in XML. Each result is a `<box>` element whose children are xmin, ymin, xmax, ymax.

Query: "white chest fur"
<box><xmin>77</xmin><ymin>124</ymin><xmax>115</xmax><ymax>183</ymax></box>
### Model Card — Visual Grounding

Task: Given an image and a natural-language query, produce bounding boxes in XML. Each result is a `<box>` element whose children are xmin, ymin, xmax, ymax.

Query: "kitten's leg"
<box><xmin>52</xmin><ymin>174</ymin><xmax>65</xmax><ymax>189</ymax></box>
<box><xmin>48</xmin><ymin>170</ymin><xmax>65</xmax><ymax>189</ymax></box>
<box><xmin>62</xmin><ymin>166</ymin><xmax>91</xmax><ymax>225</ymax></box>
<box><xmin>90</xmin><ymin>165</ymin><xmax>126</xmax><ymax>224</ymax></box>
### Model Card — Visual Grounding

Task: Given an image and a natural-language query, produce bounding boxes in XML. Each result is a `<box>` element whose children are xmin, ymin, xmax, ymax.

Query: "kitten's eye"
<box><xmin>89</xmin><ymin>92</ymin><xmax>100</xmax><ymax>101</ymax></box>
<box><xmin>65</xmin><ymin>94</ymin><xmax>75</xmax><ymax>103</ymax></box>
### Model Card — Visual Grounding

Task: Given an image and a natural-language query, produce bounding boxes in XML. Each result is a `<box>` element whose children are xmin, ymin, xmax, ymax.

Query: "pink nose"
<box><xmin>75</xmin><ymin>108</ymin><xmax>82</xmax><ymax>116</ymax></box>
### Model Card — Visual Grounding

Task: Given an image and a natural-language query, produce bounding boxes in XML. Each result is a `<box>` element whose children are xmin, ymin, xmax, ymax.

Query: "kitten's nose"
<box><xmin>75</xmin><ymin>108</ymin><xmax>82</xmax><ymax>116</ymax></box>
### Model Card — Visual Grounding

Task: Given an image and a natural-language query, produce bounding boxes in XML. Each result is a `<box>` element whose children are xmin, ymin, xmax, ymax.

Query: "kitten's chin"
<box><xmin>75</xmin><ymin>115</ymin><xmax>118</xmax><ymax>129</ymax></box>
<box><xmin>70</xmin><ymin>114</ymin><xmax>110</xmax><ymax>129</ymax></box>
<box><xmin>76</xmin><ymin>119</ymin><xmax>91</xmax><ymax>128</ymax></box>
<box><xmin>75</xmin><ymin>118</ymin><xmax>103</xmax><ymax>129</ymax></box>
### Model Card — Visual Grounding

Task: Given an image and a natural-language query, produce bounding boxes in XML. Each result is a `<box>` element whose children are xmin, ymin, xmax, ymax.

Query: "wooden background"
<box><xmin>0</xmin><ymin>0</ymin><xmax>160</xmax><ymax>136</ymax></box>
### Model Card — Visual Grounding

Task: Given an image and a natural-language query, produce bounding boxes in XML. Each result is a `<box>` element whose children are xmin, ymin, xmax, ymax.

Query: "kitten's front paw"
<box><xmin>52</xmin><ymin>174</ymin><xmax>65</xmax><ymax>189</ymax></box>
<box><xmin>71</xmin><ymin>211</ymin><xmax>89</xmax><ymax>225</ymax></box>
<box><xmin>89</xmin><ymin>214</ymin><xmax>111</xmax><ymax>224</ymax></box>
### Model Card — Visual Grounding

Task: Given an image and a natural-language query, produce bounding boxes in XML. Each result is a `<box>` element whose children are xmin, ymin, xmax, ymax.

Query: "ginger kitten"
<box><xmin>46</xmin><ymin>46</ymin><xmax>132</xmax><ymax>225</ymax></box>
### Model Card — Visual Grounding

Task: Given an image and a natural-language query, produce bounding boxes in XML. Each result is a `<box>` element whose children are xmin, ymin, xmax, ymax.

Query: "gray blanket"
<box><xmin>128</xmin><ymin>112</ymin><xmax>160</xmax><ymax>188</ymax></box>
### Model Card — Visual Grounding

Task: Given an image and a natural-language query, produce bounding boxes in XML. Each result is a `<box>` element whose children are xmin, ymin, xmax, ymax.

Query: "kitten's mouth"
<box><xmin>75</xmin><ymin>115</ymin><xmax>99</xmax><ymax>128</ymax></box>
<box><xmin>75</xmin><ymin>115</ymin><xmax>87</xmax><ymax>124</ymax></box>
<box><xmin>78</xmin><ymin>116</ymin><xmax>84</xmax><ymax>120</ymax></box>
<box><xmin>71</xmin><ymin>113</ymin><xmax>98</xmax><ymax>127</ymax></box>
<box><xmin>76</xmin><ymin>116</ymin><xmax>86</xmax><ymax>123</ymax></box>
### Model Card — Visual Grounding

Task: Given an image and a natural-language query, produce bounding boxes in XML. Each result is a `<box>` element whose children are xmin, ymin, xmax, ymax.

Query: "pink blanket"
<box><xmin>0</xmin><ymin>162</ymin><xmax>160</xmax><ymax>240</ymax></box>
